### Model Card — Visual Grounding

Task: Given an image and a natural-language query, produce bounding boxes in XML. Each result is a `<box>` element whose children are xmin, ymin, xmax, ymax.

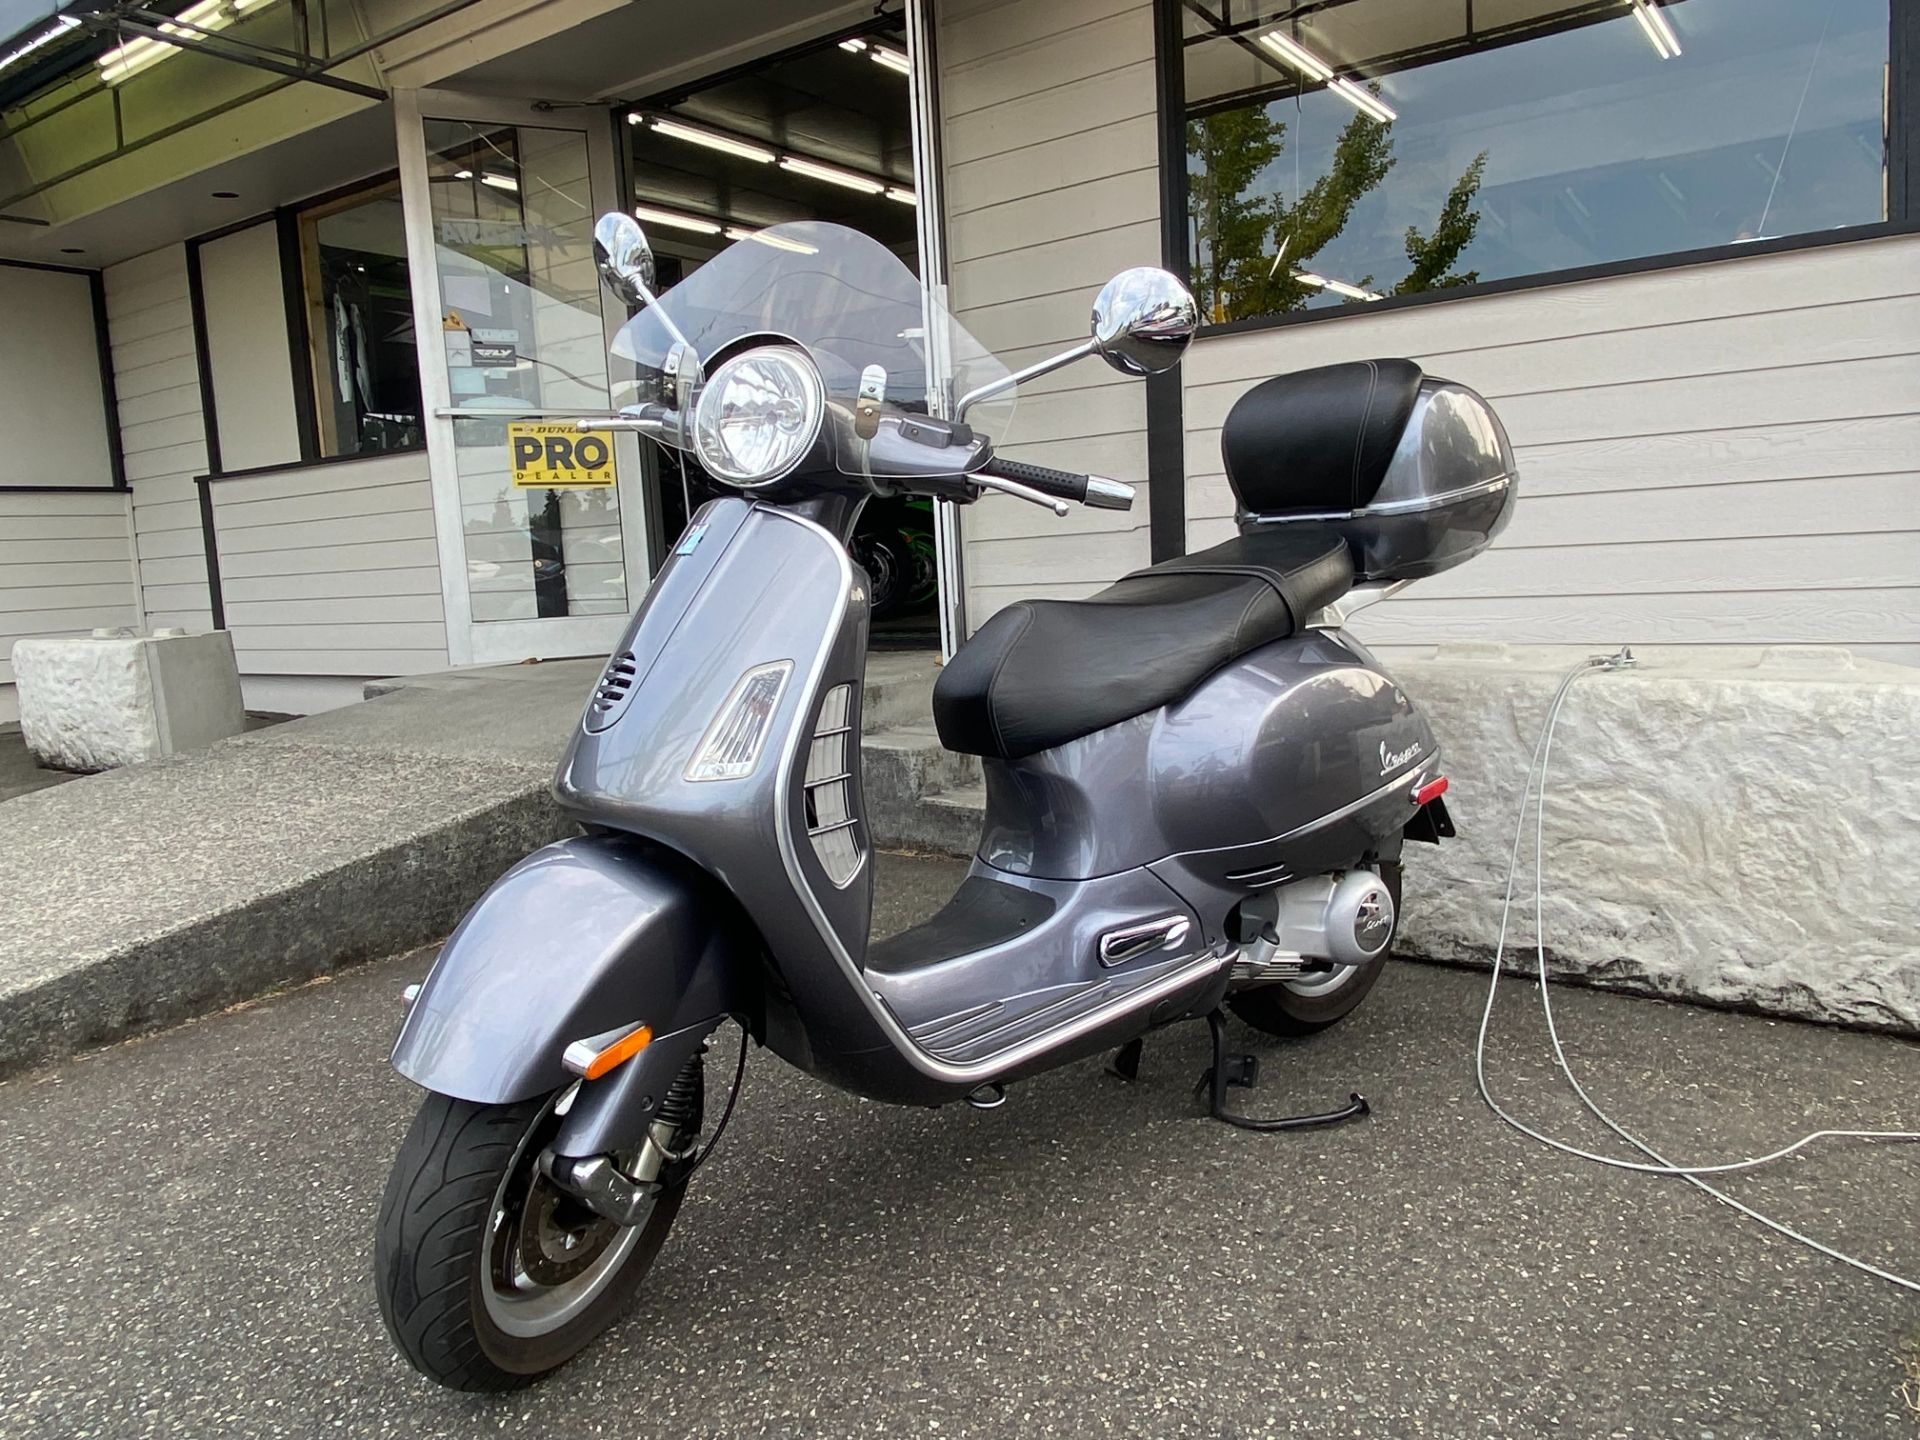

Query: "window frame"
<box><xmin>1156</xmin><ymin>0</ymin><xmax>1920</xmax><ymax>340</ymax></box>
<box><xmin>186</xmin><ymin>168</ymin><xmax>428</xmax><ymax>481</ymax></box>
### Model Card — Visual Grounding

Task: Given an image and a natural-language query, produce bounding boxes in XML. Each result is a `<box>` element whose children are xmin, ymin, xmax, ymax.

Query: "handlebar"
<box><xmin>980</xmin><ymin>457</ymin><xmax>1135</xmax><ymax>512</ymax></box>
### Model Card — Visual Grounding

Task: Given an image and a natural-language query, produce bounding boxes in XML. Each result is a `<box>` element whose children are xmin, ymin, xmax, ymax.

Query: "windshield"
<box><xmin>611</xmin><ymin>222</ymin><xmax>1014</xmax><ymax>478</ymax></box>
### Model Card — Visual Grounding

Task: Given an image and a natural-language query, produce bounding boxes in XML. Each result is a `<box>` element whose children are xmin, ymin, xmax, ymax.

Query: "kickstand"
<box><xmin>1107</xmin><ymin>1036</ymin><xmax>1144</xmax><ymax>1083</ymax></box>
<box><xmin>1197</xmin><ymin>1010</ymin><xmax>1370</xmax><ymax>1133</ymax></box>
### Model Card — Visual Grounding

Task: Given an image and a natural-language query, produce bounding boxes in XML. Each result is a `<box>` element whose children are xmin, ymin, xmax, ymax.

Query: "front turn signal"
<box><xmin>562</xmin><ymin>1022</ymin><xmax>654</xmax><ymax>1080</ymax></box>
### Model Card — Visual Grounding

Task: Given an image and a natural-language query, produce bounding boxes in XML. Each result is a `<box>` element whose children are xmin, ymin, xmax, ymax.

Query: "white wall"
<box><xmin>0</xmin><ymin>265</ymin><xmax>116</xmax><ymax>487</ymax></box>
<box><xmin>0</xmin><ymin>489</ymin><xmax>140</xmax><ymax>719</ymax></box>
<box><xmin>939</xmin><ymin>0</ymin><xmax>1161</xmax><ymax>626</ymax></box>
<box><xmin>1185</xmin><ymin>236</ymin><xmax>1920</xmax><ymax>667</ymax></box>
<box><xmin>103</xmin><ymin>245</ymin><xmax>215</xmax><ymax>635</ymax></box>
<box><xmin>198</xmin><ymin>221</ymin><xmax>302</xmax><ymax>474</ymax></box>
<box><xmin>206</xmin><ymin>449</ymin><xmax>449</xmax><ymax>677</ymax></box>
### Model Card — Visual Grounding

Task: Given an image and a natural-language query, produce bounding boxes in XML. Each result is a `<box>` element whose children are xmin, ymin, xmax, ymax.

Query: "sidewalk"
<box><xmin>0</xmin><ymin>662</ymin><xmax>597</xmax><ymax>1075</ymax></box>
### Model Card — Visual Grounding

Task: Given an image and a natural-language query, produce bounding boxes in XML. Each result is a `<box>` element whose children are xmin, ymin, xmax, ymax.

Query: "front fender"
<box><xmin>392</xmin><ymin>835</ymin><xmax>757</xmax><ymax>1128</ymax></box>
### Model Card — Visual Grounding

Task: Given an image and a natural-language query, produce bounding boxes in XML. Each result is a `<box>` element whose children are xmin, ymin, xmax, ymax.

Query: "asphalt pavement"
<box><xmin>1</xmin><ymin>851</ymin><xmax>1915</xmax><ymax>1439</ymax></box>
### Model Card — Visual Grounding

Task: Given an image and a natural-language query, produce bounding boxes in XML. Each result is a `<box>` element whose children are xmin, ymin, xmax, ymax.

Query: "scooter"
<box><xmin>375</xmin><ymin>214</ymin><xmax>1512</xmax><ymax>1391</ymax></box>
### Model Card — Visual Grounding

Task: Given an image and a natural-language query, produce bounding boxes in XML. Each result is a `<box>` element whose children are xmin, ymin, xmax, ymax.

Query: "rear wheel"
<box><xmin>374</xmin><ymin>1075</ymin><xmax>695</xmax><ymax>1391</ymax></box>
<box><xmin>1229</xmin><ymin>862</ymin><xmax>1401</xmax><ymax>1038</ymax></box>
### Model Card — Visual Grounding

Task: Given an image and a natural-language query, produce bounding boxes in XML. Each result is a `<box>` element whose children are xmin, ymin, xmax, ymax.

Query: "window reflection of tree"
<box><xmin>1187</xmin><ymin>95</ymin><xmax>1488</xmax><ymax>324</ymax></box>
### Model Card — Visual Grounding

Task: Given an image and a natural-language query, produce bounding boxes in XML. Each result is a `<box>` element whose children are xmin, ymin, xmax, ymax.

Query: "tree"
<box><xmin>1186</xmin><ymin>106</ymin><xmax>1287</xmax><ymax>323</ymax></box>
<box><xmin>1397</xmin><ymin>152</ymin><xmax>1488</xmax><ymax>294</ymax></box>
<box><xmin>1186</xmin><ymin>85</ymin><xmax>1489</xmax><ymax>322</ymax></box>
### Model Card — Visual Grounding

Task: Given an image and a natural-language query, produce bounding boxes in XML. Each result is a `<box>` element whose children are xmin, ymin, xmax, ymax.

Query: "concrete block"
<box><xmin>1387</xmin><ymin>644</ymin><xmax>1920</xmax><ymax>1034</ymax></box>
<box><xmin>13</xmin><ymin>629</ymin><xmax>244</xmax><ymax>771</ymax></box>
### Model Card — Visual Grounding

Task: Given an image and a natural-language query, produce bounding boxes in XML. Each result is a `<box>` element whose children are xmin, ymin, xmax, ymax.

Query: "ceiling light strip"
<box><xmin>97</xmin><ymin>0</ymin><xmax>276</xmax><ymax>84</ymax></box>
<box><xmin>633</xmin><ymin>203</ymin><xmax>724</xmax><ymax>235</ymax></box>
<box><xmin>1257</xmin><ymin>29</ymin><xmax>1331</xmax><ymax>82</ymax></box>
<box><xmin>636</xmin><ymin>111</ymin><xmax>913</xmax><ymax>203</ymax></box>
<box><xmin>777</xmin><ymin>155</ymin><xmax>887</xmax><ymax>194</ymax></box>
<box><xmin>1629</xmin><ymin>0</ymin><xmax>1681</xmax><ymax>59</ymax></box>
<box><xmin>0</xmin><ymin>14</ymin><xmax>79</xmax><ymax>73</ymax></box>
<box><xmin>1255</xmin><ymin>27</ymin><xmax>1396</xmax><ymax>123</ymax></box>
<box><xmin>1327</xmin><ymin>75</ymin><xmax>1396</xmax><ymax>123</ymax></box>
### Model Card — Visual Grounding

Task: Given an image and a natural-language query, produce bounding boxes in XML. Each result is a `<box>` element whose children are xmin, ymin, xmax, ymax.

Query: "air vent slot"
<box><xmin>584</xmin><ymin>651</ymin><xmax>638</xmax><ymax>733</ymax></box>
<box><xmin>804</xmin><ymin>683</ymin><xmax>864</xmax><ymax>886</ymax></box>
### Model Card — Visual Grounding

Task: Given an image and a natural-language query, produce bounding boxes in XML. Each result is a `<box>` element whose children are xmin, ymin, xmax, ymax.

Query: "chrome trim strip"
<box><xmin>769</xmin><ymin>506</ymin><xmax>1228</xmax><ymax>1087</ymax></box>
<box><xmin>1240</xmin><ymin>472</ymin><xmax>1511</xmax><ymax>526</ymax></box>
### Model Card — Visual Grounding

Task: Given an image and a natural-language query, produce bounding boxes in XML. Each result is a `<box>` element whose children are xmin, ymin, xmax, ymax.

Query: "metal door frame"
<box><xmin>394</xmin><ymin>87</ymin><xmax>650</xmax><ymax>667</ymax></box>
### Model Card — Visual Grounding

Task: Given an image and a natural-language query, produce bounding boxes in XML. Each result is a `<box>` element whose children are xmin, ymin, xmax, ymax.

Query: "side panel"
<box><xmin>975</xmin><ymin>629</ymin><xmax>1436</xmax><ymax>885</ymax></box>
<box><xmin>391</xmin><ymin>836</ymin><xmax>754</xmax><ymax>1106</ymax></box>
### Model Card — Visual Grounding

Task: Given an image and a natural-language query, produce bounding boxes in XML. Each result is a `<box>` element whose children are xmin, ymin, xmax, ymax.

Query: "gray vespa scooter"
<box><xmin>376</xmin><ymin>215</ymin><xmax>1510</xmax><ymax>1390</ymax></box>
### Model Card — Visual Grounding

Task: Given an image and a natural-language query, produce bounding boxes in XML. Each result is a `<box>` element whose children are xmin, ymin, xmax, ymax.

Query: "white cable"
<box><xmin>1473</xmin><ymin>650</ymin><xmax>1919</xmax><ymax>1293</ymax></box>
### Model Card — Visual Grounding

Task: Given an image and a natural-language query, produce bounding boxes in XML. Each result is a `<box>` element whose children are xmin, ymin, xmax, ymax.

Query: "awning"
<box><xmin>0</xmin><ymin>1</ymin><xmax>81</xmax><ymax>70</ymax></box>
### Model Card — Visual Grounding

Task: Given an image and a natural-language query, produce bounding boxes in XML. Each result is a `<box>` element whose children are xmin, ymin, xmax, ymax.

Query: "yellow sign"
<box><xmin>508</xmin><ymin>422</ymin><xmax>615</xmax><ymax>488</ymax></box>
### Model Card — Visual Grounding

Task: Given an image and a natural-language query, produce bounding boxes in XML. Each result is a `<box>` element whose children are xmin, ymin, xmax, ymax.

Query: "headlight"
<box><xmin>692</xmin><ymin>345</ymin><xmax>825</xmax><ymax>486</ymax></box>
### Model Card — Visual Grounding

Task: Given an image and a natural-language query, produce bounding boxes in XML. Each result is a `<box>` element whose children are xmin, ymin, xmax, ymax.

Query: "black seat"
<box><xmin>932</xmin><ymin>527</ymin><xmax>1353</xmax><ymax>761</ymax></box>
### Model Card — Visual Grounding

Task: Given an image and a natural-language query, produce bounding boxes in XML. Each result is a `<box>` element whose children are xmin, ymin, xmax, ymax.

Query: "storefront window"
<box><xmin>298</xmin><ymin>182</ymin><xmax>423</xmax><ymax>455</ymax></box>
<box><xmin>1181</xmin><ymin>0</ymin><xmax>1892</xmax><ymax>325</ymax></box>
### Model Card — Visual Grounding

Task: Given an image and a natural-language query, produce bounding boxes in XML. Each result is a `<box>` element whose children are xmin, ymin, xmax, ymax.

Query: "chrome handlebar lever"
<box><xmin>973</xmin><ymin>471</ymin><xmax>1071</xmax><ymax>517</ymax></box>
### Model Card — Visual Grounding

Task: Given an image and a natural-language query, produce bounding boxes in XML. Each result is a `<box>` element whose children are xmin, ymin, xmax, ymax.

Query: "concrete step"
<box><xmin>859</xmin><ymin>650</ymin><xmax>943</xmax><ymax>733</ymax></box>
<box><xmin>860</xmin><ymin>725</ymin><xmax>981</xmax><ymax>856</ymax></box>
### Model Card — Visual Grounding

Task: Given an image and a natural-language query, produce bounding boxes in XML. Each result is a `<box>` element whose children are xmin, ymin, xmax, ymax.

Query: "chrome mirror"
<box><xmin>1090</xmin><ymin>267</ymin><xmax>1198</xmax><ymax>376</ymax></box>
<box><xmin>593</xmin><ymin>212</ymin><xmax>655</xmax><ymax>310</ymax></box>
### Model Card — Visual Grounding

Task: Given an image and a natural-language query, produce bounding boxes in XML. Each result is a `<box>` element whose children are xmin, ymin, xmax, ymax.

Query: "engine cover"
<box><xmin>1232</xmin><ymin>870</ymin><xmax>1397</xmax><ymax>983</ymax></box>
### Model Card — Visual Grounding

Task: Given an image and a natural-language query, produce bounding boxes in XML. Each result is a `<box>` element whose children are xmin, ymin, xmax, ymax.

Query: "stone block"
<box><xmin>1385</xmin><ymin>644</ymin><xmax>1920</xmax><ymax>1034</ymax></box>
<box><xmin>13</xmin><ymin>629</ymin><xmax>244</xmax><ymax>772</ymax></box>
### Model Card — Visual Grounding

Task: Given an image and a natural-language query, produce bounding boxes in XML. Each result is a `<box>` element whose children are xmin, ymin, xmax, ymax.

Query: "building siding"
<box><xmin>941</xmin><ymin>6</ymin><xmax>1920</xmax><ymax>664</ymax></box>
<box><xmin>206</xmin><ymin>450</ymin><xmax>449</xmax><ymax>677</ymax></box>
<box><xmin>1184</xmin><ymin>235</ymin><xmax>1920</xmax><ymax>666</ymax></box>
<box><xmin>0</xmin><ymin>489</ymin><xmax>140</xmax><ymax>693</ymax></box>
<box><xmin>939</xmin><ymin>0</ymin><xmax>1162</xmax><ymax>626</ymax></box>
<box><xmin>103</xmin><ymin>246</ymin><xmax>215</xmax><ymax>637</ymax></box>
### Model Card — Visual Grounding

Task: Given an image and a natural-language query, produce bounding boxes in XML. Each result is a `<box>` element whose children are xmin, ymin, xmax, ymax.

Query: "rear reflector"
<box><xmin>1413</xmin><ymin>776</ymin><xmax>1449</xmax><ymax>806</ymax></box>
<box><xmin>562</xmin><ymin>1023</ymin><xmax>654</xmax><ymax>1081</ymax></box>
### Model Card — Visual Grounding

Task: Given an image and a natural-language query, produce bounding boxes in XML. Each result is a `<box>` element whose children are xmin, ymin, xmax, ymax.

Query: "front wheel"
<box><xmin>1229</xmin><ymin>862</ymin><xmax>1401</xmax><ymax>1038</ymax></box>
<box><xmin>374</xmin><ymin>1083</ymin><xmax>690</xmax><ymax>1391</ymax></box>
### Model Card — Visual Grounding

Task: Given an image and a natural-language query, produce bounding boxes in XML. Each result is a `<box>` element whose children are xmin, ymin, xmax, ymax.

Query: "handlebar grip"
<box><xmin>983</xmin><ymin>457</ymin><xmax>1088</xmax><ymax>504</ymax></box>
<box><xmin>983</xmin><ymin>457</ymin><xmax>1135</xmax><ymax>512</ymax></box>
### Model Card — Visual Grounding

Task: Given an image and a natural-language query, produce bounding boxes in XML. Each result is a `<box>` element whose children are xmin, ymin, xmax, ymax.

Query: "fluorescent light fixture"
<box><xmin>1327</xmin><ymin>75</ymin><xmax>1396</xmax><ymax>123</ymax></box>
<box><xmin>884</xmin><ymin>187</ymin><xmax>918</xmax><ymax>206</ymax></box>
<box><xmin>480</xmin><ymin>171</ymin><xmax>518</xmax><ymax>192</ymax></box>
<box><xmin>778</xmin><ymin>156</ymin><xmax>887</xmax><ymax>194</ymax></box>
<box><xmin>633</xmin><ymin>203</ymin><xmax>723</xmax><ymax>235</ymax></box>
<box><xmin>1294</xmin><ymin>270</ymin><xmax>1383</xmax><ymax>302</ymax></box>
<box><xmin>1</xmin><ymin>14</ymin><xmax>80</xmax><ymax>73</ymax></box>
<box><xmin>868</xmin><ymin>45</ymin><xmax>910</xmax><ymax>75</ymax></box>
<box><xmin>725</xmin><ymin>226</ymin><xmax>820</xmax><ymax>255</ymax></box>
<box><xmin>97</xmin><ymin>0</ymin><xmax>277</xmax><ymax>84</ymax></box>
<box><xmin>648</xmin><ymin>116</ymin><xmax>777</xmax><ymax>164</ymax></box>
<box><xmin>1257</xmin><ymin>29</ymin><xmax>1332</xmax><ymax>82</ymax></box>
<box><xmin>839</xmin><ymin>37</ymin><xmax>868</xmax><ymax>53</ymax></box>
<box><xmin>454</xmin><ymin>169</ymin><xmax>473</xmax><ymax>180</ymax></box>
<box><xmin>1628</xmin><ymin>0</ymin><xmax>1681</xmax><ymax>59</ymax></box>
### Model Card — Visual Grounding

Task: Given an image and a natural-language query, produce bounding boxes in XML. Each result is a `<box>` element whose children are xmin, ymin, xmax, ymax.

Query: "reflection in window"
<box><xmin>423</xmin><ymin>119</ymin><xmax>629</xmax><ymax>624</ymax></box>
<box><xmin>1182</xmin><ymin>0</ymin><xmax>1890</xmax><ymax>325</ymax></box>
<box><xmin>298</xmin><ymin>183</ymin><xmax>423</xmax><ymax>455</ymax></box>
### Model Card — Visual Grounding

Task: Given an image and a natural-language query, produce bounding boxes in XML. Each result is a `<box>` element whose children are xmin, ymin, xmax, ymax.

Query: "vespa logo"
<box><xmin>1353</xmin><ymin>891</ymin><xmax>1392</xmax><ymax>946</ymax></box>
<box><xmin>1379</xmin><ymin>739</ymin><xmax>1422</xmax><ymax>774</ymax></box>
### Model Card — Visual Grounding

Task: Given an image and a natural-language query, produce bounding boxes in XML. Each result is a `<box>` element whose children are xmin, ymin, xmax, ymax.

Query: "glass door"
<box><xmin>395</xmin><ymin>91</ymin><xmax>649</xmax><ymax>667</ymax></box>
